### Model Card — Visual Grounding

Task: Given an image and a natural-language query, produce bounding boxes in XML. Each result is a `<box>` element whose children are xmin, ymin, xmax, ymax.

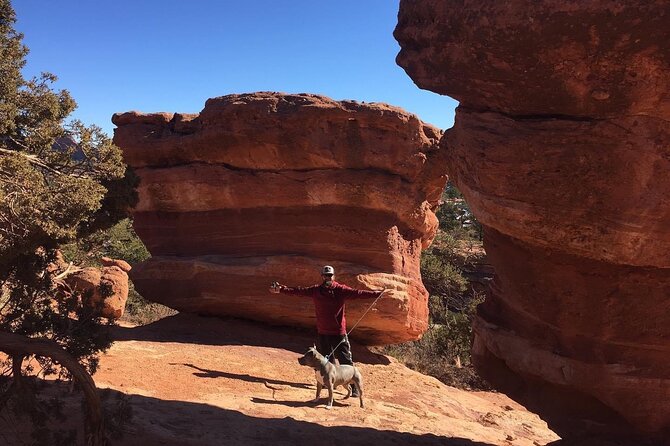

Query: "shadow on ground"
<box><xmin>172</xmin><ymin>362</ymin><xmax>312</xmax><ymax>390</ymax></box>
<box><xmin>112</xmin><ymin>313</ymin><xmax>390</xmax><ymax>365</ymax></box>
<box><xmin>116</xmin><ymin>389</ymin><xmax>495</xmax><ymax>446</ymax></box>
<box><xmin>0</xmin><ymin>378</ymin><xmax>492</xmax><ymax>446</ymax></box>
<box><xmin>3</xmin><ymin>377</ymin><xmax>655</xmax><ymax>446</ymax></box>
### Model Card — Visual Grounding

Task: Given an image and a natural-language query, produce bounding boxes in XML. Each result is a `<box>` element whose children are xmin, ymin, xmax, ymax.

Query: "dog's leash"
<box><xmin>323</xmin><ymin>289</ymin><xmax>387</xmax><ymax>363</ymax></box>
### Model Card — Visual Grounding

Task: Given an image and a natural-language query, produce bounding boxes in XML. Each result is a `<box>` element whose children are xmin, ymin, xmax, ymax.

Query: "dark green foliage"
<box><xmin>82</xmin><ymin>168</ymin><xmax>140</xmax><ymax>236</ymax></box>
<box><xmin>383</xmin><ymin>298</ymin><xmax>489</xmax><ymax>390</ymax></box>
<box><xmin>0</xmin><ymin>0</ymin><xmax>27</xmax><ymax>136</ymax></box>
<box><xmin>61</xmin><ymin>218</ymin><xmax>150</xmax><ymax>268</ymax></box>
<box><xmin>421</xmin><ymin>238</ymin><xmax>468</xmax><ymax>315</ymax></box>
<box><xmin>435</xmin><ymin>182</ymin><xmax>482</xmax><ymax>240</ymax></box>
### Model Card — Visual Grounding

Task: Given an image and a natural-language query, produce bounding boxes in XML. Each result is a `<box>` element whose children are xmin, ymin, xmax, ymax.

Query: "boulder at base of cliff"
<box><xmin>65</xmin><ymin>263</ymin><xmax>130</xmax><ymax>320</ymax></box>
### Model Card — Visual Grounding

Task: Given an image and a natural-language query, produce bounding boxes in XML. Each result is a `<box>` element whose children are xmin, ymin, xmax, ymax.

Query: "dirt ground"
<box><xmin>83</xmin><ymin>313</ymin><xmax>560</xmax><ymax>446</ymax></box>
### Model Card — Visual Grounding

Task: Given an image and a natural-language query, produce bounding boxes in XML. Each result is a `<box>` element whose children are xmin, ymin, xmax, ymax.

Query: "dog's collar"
<box><xmin>319</xmin><ymin>356</ymin><xmax>329</xmax><ymax>367</ymax></box>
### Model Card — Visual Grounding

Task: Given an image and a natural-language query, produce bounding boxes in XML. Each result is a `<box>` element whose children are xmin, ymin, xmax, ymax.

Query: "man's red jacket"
<box><xmin>280</xmin><ymin>281</ymin><xmax>382</xmax><ymax>335</ymax></box>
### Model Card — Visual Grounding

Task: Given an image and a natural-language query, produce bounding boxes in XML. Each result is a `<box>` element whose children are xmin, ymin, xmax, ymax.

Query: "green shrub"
<box><xmin>435</xmin><ymin>182</ymin><xmax>482</xmax><ymax>241</ymax></box>
<box><xmin>422</xmin><ymin>249</ymin><xmax>468</xmax><ymax>317</ymax></box>
<box><xmin>61</xmin><ymin>218</ymin><xmax>150</xmax><ymax>268</ymax></box>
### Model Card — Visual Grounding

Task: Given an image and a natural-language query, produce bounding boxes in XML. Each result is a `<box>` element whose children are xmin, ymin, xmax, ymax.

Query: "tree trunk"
<box><xmin>0</xmin><ymin>331</ymin><xmax>105</xmax><ymax>446</ymax></box>
<box><xmin>11</xmin><ymin>354</ymin><xmax>24</xmax><ymax>390</ymax></box>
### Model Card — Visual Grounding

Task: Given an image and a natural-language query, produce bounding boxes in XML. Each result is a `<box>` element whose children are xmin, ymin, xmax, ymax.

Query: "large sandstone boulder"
<box><xmin>112</xmin><ymin>92</ymin><xmax>447</xmax><ymax>344</ymax></box>
<box><xmin>395</xmin><ymin>0</ymin><xmax>670</xmax><ymax>441</ymax></box>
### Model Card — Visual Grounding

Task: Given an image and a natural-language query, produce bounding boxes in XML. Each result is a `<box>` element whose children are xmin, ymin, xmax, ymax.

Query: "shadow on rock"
<box><xmin>547</xmin><ymin>436</ymin><xmax>667</xmax><ymax>446</ymax></box>
<box><xmin>112</xmin><ymin>313</ymin><xmax>390</xmax><ymax>365</ymax></box>
<box><xmin>0</xmin><ymin>378</ymin><xmax>497</xmax><ymax>446</ymax></box>
<box><xmin>173</xmin><ymin>362</ymin><xmax>312</xmax><ymax>390</ymax></box>
<box><xmin>114</xmin><ymin>389</ymin><xmax>497</xmax><ymax>446</ymax></box>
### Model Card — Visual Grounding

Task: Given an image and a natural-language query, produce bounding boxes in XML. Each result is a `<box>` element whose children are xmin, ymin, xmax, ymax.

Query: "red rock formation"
<box><xmin>112</xmin><ymin>92</ymin><xmax>446</xmax><ymax>344</ymax></box>
<box><xmin>395</xmin><ymin>0</ymin><xmax>670</xmax><ymax>441</ymax></box>
<box><xmin>65</xmin><ymin>264</ymin><xmax>130</xmax><ymax>320</ymax></box>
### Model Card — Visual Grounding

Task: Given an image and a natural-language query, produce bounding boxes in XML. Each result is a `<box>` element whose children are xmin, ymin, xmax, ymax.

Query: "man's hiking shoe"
<box><xmin>350</xmin><ymin>385</ymin><xmax>360</xmax><ymax>397</ymax></box>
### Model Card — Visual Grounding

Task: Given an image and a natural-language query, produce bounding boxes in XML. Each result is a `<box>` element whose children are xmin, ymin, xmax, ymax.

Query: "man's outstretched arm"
<box><xmin>269</xmin><ymin>283</ymin><xmax>316</xmax><ymax>297</ymax></box>
<box><xmin>336</xmin><ymin>284</ymin><xmax>387</xmax><ymax>300</ymax></box>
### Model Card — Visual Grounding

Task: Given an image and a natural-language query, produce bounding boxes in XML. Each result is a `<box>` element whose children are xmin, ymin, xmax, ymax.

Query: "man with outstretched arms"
<box><xmin>270</xmin><ymin>265</ymin><xmax>386</xmax><ymax>396</ymax></box>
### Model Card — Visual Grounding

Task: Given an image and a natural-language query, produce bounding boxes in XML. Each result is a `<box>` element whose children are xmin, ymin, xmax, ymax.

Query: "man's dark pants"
<box><xmin>316</xmin><ymin>334</ymin><xmax>353</xmax><ymax>365</ymax></box>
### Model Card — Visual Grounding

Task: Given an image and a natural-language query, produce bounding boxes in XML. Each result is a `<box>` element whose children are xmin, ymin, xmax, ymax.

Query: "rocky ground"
<box><xmin>87</xmin><ymin>313</ymin><xmax>559</xmax><ymax>445</ymax></box>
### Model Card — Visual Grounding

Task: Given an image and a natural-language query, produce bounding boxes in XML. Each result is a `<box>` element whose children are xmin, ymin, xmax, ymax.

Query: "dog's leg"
<box><xmin>311</xmin><ymin>382</ymin><xmax>322</xmax><ymax>402</ymax></box>
<box><xmin>326</xmin><ymin>383</ymin><xmax>334</xmax><ymax>409</ymax></box>
<box><xmin>355</xmin><ymin>373</ymin><xmax>364</xmax><ymax>408</ymax></box>
<box><xmin>344</xmin><ymin>383</ymin><xmax>351</xmax><ymax>399</ymax></box>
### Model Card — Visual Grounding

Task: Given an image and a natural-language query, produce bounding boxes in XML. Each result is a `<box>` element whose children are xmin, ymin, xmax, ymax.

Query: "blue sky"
<box><xmin>13</xmin><ymin>1</ymin><xmax>457</xmax><ymax>136</ymax></box>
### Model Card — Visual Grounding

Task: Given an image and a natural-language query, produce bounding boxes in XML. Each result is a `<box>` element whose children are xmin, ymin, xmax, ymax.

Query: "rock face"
<box><xmin>65</xmin><ymin>264</ymin><xmax>130</xmax><ymax>320</ymax></box>
<box><xmin>112</xmin><ymin>92</ymin><xmax>447</xmax><ymax>344</ymax></box>
<box><xmin>395</xmin><ymin>0</ymin><xmax>670</xmax><ymax>440</ymax></box>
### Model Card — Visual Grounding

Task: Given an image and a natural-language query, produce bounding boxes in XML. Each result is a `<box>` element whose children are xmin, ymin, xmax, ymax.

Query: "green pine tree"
<box><xmin>0</xmin><ymin>1</ymin><xmax>136</xmax><ymax>444</ymax></box>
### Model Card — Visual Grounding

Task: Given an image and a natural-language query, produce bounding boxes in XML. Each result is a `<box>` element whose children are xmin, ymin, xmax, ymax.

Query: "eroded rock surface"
<box><xmin>113</xmin><ymin>92</ymin><xmax>447</xmax><ymax>344</ymax></box>
<box><xmin>395</xmin><ymin>0</ymin><xmax>670</xmax><ymax>440</ymax></box>
<box><xmin>65</xmin><ymin>264</ymin><xmax>130</xmax><ymax>320</ymax></box>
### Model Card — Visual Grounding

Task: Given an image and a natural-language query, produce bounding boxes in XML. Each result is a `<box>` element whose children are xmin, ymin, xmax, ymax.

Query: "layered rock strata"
<box><xmin>112</xmin><ymin>92</ymin><xmax>446</xmax><ymax>344</ymax></box>
<box><xmin>395</xmin><ymin>0</ymin><xmax>670</xmax><ymax>440</ymax></box>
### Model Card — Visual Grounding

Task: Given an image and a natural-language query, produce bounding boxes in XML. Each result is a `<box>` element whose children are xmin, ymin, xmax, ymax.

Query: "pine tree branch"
<box><xmin>0</xmin><ymin>146</ymin><xmax>64</xmax><ymax>176</ymax></box>
<box><xmin>0</xmin><ymin>142</ymin><xmax>91</xmax><ymax>179</ymax></box>
<box><xmin>53</xmin><ymin>262</ymin><xmax>77</xmax><ymax>280</ymax></box>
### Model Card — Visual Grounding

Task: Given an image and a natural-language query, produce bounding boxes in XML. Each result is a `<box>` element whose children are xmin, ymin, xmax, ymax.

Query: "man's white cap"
<box><xmin>321</xmin><ymin>265</ymin><xmax>335</xmax><ymax>275</ymax></box>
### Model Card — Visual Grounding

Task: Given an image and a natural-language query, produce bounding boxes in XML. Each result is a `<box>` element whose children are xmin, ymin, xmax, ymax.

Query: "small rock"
<box><xmin>101</xmin><ymin>256</ymin><xmax>132</xmax><ymax>272</ymax></box>
<box><xmin>591</xmin><ymin>89</ymin><xmax>610</xmax><ymax>100</ymax></box>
